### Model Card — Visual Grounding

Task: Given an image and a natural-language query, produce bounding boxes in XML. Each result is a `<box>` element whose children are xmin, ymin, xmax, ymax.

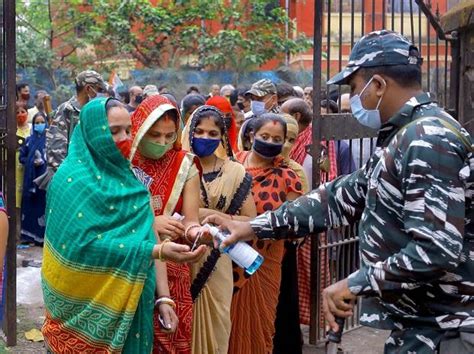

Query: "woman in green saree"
<box><xmin>42</xmin><ymin>98</ymin><xmax>205</xmax><ymax>353</ymax></box>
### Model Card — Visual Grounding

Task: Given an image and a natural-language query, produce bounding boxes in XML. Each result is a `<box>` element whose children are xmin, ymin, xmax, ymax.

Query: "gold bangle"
<box><xmin>158</xmin><ymin>239</ymin><xmax>170</xmax><ymax>261</ymax></box>
<box><xmin>154</xmin><ymin>296</ymin><xmax>176</xmax><ymax>309</ymax></box>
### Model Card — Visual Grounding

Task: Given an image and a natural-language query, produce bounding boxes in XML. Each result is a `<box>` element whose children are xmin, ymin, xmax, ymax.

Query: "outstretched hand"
<box><xmin>153</xmin><ymin>242</ymin><xmax>207</xmax><ymax>263</ymax></box>
<box><xmin>202</xmin><ymin>214</ymin><xmax>256</xmax><ymax>249</ymax></box>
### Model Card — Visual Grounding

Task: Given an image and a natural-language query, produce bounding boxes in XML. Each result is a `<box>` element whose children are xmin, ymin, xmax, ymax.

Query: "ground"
<box><xmin>1</xmin><ymin>246</ymin><xmax>388</xmax><ymax>353</ymax></box>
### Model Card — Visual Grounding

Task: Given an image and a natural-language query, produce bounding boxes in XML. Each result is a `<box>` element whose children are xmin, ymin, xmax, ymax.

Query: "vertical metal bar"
<box><xmin>338</xmin><ymin>0</ymin><xmax>343</xmax><ymax>104</ymax></box>
<box><xmin>391</xmin><ymin>0</ymin><xmax>395</xmax><ymax>31</ymax></box>
<box><xmin>351</xmin><ymin>0</ymin><xmax>355</xmax><ymax>47</ymax></box>
<box><xmin>418</xmin><ymin>3</ymin><xmax>422</xmax><ymax>55</ymax></box>
<box><xmin>444</xmin><ymin>40</ymin><xmax>448</xmax><ymax>109</ymax></box>
<box><xmin>371</xmin><ymin>0</ymin><xmax>375</xmax><ymax>31</ymax></box>
<box><xmin>4</xmin><ymin>0</ymin><xmax>17</xmax><ymax>346</ymax></box>
<box><xmin>410</xmin><ymin>0</ymin><xmax>415</xmax><ymax>44</ymax></box>
<box><xmin>361</xmin><ymin>0</ymin><xmax>365</xmax><ymax>36</ymax></box>
<box><xmin>400</xmin><ymin>0</ymin><xmax>404</xmax><ymax>35</ymax></box>
<box><xmin>435</xmin><ymin>5</ymin><xmax>440</xmax><ymax>102</ymax></box>
<box><xmin>426</xmin><ymin>3</ymin><xmax>431</xmax><ymax>93</ymax></box>
<box><xmin>309</xmin><ymin>0</ymin><xmax>324</xmax><ymax>344</ymax></box>
<box><xmin>382</xmin><ymin>0</ymin><xmax>386</xmax><ymax>30</ymax></box>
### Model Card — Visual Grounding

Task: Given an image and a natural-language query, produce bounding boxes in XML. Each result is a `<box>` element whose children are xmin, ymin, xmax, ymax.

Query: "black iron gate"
<box><xmin>309</xmin><ymin>0</ymin><xmax>456</xmax><ymax>345</ymax></box>
<box><xmin>0</xmin><ymin>0</ymin><xmax>17</xmax><ymax>347</ymax></box>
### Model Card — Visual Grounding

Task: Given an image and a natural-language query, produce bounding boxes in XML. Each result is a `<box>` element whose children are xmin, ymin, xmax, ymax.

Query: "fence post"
<box><xmin>4</xmin><ymin>0</ymin><xmax>17</xmax><ymax>347</ymax></box>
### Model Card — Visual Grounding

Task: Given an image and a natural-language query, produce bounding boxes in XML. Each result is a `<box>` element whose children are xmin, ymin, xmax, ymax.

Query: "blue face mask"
<box><xmin>251</xmin><ymin>100</ymin><xmax>267</xmax><ymax>116</ymax></box>
<box><xmin>350</xmin><ymin>76</ymin><xmax>385</xmax><ymax>130</ymax></box>
<box><xmin>252</xmin><ymin>138</ymin><xmax>283</xmax><ymax>159</ymax></box>
<box><xmin>192</xmin><ymin>137</ymin><xmax>221</xmax><ymax>157</ymax></box>
<box><xmin>34</xmin><ymin>123</ymin><xmax>46</xmax><ymax>134</ymax></box>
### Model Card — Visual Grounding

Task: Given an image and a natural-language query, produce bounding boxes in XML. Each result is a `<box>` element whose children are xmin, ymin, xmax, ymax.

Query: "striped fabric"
<box><xmin>42</xmin><ymin>98</ymin><xmax>157</xmax><ymax>353</ymax></box>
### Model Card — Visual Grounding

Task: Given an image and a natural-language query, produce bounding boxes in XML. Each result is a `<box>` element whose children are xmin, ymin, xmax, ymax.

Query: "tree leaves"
<box><xmin>17</xmin><ymin>0</ymin><xmax>312</xmax><ymax>74</ymax></box>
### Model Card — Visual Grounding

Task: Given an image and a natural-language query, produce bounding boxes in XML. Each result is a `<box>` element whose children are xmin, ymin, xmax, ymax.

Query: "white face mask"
<box><xmin>350</xmin><ymin>76</ymin><xmax>385</xmax><ymax>130</ymax></box>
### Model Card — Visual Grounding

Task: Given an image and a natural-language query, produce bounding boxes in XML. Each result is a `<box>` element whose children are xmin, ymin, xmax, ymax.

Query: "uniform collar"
<box><xmin>69</xmin><ymin>96</ymin><xmax>82</xmax><ymax>112</ymax></box>
<box><xmin>377</xmin><ymin>92</ymin><xmax>434</xmax><ymax>146</ymax></box>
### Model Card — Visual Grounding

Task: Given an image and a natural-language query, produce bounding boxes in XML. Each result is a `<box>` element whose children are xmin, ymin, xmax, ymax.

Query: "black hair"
<box><xmin>285</xmin><ymin>98</ymin><xmax>313</xmax><ymax>126</ymax></box>
<box><xmin>229</xmin><ymin>89</ymin><xmax>239</xmax><ymax>106</ymax></box>
<box><xmin>118</xmin><ymin>91</ymin><xmax>130</xmax><ymax>104</ymax></box>
<box><xmin>238</xmin><ymin>87</ymin><xmax>250</xmax><ymax>97</ymax></box>
<box><xmin>182</xmin><ymin>94</ymin><xmax>206</xmax><ymax>115</ymax></box>
<box><xmin>158</xmin><ymin>85</ymin><xmax>167</xmax><ymax>92</ymax></box>
<box><xmin>159</xmin><ymin>107</ymin><xmax>179</xmax><ymax>125</ymax></box>
<box><xmin>187</xmin><ymin>86</ymin><xmax>200</xmax><ymax>94</ymax></box>
<box><xmin>358</xmin><ymin>48</ymin><xmax>422</xmax><ymax>87</ymax></box>
<box><xmin>193</xmin><ymin>106</ymin><xmax>226</xmax><ymax>137</ymax></box>
<box><xmin>16</xmin><ymin>83</ymin><xmax>29</xmax><ymax>94</ymax></box>
<box><xmin>320</xmin><ymin>99</ymin><xmax>338</xmax><ymax>113</ymax></box>
<box><xmin>105</xmin><ymin>98</ymin><xmax>125</xmax><ymax>115</ymax></box>
<box><xmin>252</xmin><ymin>113</ymin><xmax>287</xmax><ymax>139</ymax></box>
<box><xmin>32</xmin><ymin>111</ymin><xmax>48</xmax><ymax>126</ymax></box>
<box><xmin>161</xmin><ymin>93</ymin><xmax>178</xmax><ymax>106</ymax></box>
<box><xmin>276</xmin><ymin>82</ymin><xmax>297</xmax><ymax>101</ymax></box>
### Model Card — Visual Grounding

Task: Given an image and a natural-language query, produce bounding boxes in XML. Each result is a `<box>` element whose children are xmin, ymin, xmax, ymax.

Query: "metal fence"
<box><xmin>309</xmin><ymin>0</ymin><xmax>455</xmax><ymax>345</ymax></box>
<box><xmin>0</xmin><ymin>0</ymin><xmax>17</xmax><ymax>346</ymax></box>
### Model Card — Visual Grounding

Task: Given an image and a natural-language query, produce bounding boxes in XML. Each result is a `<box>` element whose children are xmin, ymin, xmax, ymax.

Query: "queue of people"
<box><xmin>11</xmin><ymin>29</ymin><xmax>473</xmax><ymax>354</ymax></box>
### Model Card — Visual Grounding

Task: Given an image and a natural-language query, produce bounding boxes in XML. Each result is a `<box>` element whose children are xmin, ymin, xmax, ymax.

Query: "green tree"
<box><xmin>17</xmin><ymin>0</ymin><xmax>312</xmax><ymax>75</ymax></box>
<box><xmin>89</xmin><ymin>0</ymin><xmax>311</xmax><ymax>71</ymax></box>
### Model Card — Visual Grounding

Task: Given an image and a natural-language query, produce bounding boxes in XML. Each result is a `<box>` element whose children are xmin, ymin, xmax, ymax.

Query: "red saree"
<box><xmin>130</xmin><ymin>95</ymin><xmax>196</xmax><ymax>354</ymax></box>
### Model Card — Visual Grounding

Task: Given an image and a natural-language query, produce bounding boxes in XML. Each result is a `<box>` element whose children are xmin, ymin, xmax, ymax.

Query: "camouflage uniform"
<box><xmin>35</xmin><ymin>70</ymin><xmax>107</xmax><ymax>189</ymax></box>
<box><xmin>249</xmin><ymin>31</ymin><xmax>474</xmax><ymax>353</ymax></box>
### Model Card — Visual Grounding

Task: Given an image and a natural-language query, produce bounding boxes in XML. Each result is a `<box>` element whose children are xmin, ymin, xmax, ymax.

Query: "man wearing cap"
<box><xmin>205</xmin><ymin>30</ymin><xmax>473</xmax><ymax>353</ymax></box>
<box><xmin>35</xmin><ymin>70</ymin><xmax>108</xmax><ymax>189</ymax></box>
<box><xmin>245</xmin><ymin>79</ymin><xmax>280</xmax><ymax>118</ymax></box>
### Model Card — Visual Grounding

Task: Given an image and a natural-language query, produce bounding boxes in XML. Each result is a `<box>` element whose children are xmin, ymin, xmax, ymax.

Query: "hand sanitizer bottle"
<box><xmin>206</xmin><ymin>224</ymin><xmax>263</xmax><ymax>275</ymax></box>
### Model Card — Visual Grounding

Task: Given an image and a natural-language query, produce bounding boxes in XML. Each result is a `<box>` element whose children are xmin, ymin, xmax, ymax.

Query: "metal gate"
<box><xmin>309</xmin><ymin>0</ymin><xmax>455</xmax><ymax>344</ymax></box>
<box><xmin>0</xmin><ymin>0</ymin><xmax>17</xmax><ymax>347</ymax></box>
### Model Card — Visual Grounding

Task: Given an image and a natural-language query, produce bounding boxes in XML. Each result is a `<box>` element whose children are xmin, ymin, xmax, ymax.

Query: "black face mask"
<box><xmin>135</xmin><ymin>95</ymin><xmax>143</xmax><ymax>104</ymax></box>
<box><xmin>237</xmin><ymin>102</ymin><xmax>245</xmax><ymax>111</ymax></box>
<box><xmin>252</xmin><ymin>138</ymin><xmax>283</xmax><ymax>159</ymax></box>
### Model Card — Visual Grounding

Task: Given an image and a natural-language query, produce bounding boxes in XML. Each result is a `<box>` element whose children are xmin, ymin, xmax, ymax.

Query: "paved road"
<box><xmin>302</xmin><ymin>325</ymin><xmax>388</xmax><ymax>353</ymax></box>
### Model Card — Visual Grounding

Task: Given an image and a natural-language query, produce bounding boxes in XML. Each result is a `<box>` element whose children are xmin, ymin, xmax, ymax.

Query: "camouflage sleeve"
<box><xmin>250</xmin><ymin>167</ymin><xmax>368</xmax><ymax>239</ymax></box>
<box><xmin>348</xmin><ymin>130</ymin><xmax>467</xmax><ymax>297</ymax></box>
<box><xmin>45</xmin><ymin>105</ymin><xmax>70</xmax><ymax>172</ymax></box>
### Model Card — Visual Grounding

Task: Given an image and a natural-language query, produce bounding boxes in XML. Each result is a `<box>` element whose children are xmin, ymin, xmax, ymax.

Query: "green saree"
<box><xmin>42</xmin><ymin>98</ymin><xmax>156</xmax><ymax>353</ymax></box>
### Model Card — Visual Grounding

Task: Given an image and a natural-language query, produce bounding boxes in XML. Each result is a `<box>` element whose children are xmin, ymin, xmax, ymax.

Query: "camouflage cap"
<box><xmin>75</xmin><ymin>70</ymin><xmax>108</xmax><ymax>91</ymax></box>
<box><xmin>327</xmin><ymin>30</ymin><xmax>423</xmax><ymax>85</ymax></box>
<box><xmin>245</xmin><ymin>79</ymin><xmax>277</xmax><ymax>97</ymax></box>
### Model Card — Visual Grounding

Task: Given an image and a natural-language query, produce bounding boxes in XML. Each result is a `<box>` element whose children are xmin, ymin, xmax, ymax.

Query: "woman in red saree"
<box><xmin>130</xmin><ymin>95</ymin><xmax>204</xmax><ymax>354</ymax></box>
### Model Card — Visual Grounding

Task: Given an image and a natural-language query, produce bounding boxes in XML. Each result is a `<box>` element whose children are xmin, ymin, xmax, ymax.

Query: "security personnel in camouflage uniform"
<box><xmin>244</xmin><ymin>79</ymin><xmax>281</xmax><ymax>119</ymax></box>
<box><xmin>35</xmin><ymin>70</ymin><xmax>108</xmax><ymax>189</ymax></box>
<box><xmin>207</xmin><ymin>30</ymin><xmax>473</xmax><ymax>353</ymax></box>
